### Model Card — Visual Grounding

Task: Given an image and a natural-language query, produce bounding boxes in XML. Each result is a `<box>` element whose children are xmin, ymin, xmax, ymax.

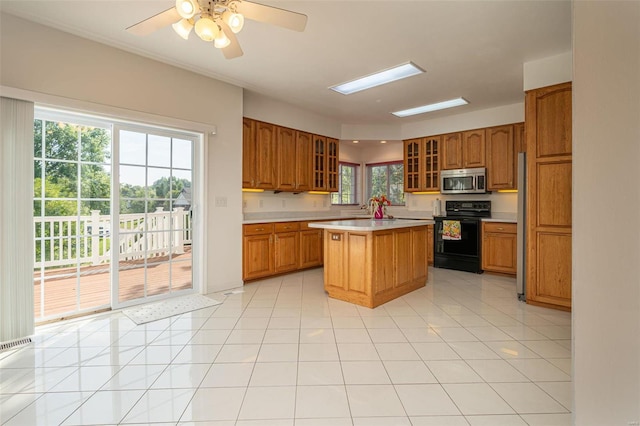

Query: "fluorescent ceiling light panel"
<box><xmin>392</xmin><ymin>97</ymin><xmax>469</xmax><ymax>117</ymax></box>
<box><xmin>330</xmin><ymin>62</ymin><xmax>425</xmax><ymax>95</ymax></box>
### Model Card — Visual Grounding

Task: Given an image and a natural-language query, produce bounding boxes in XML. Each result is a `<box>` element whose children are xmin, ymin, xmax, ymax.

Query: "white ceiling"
<box><xmin>0</xmin><ymin>1</ymin><xmax>571</xmax><ymax>126</ymax></box>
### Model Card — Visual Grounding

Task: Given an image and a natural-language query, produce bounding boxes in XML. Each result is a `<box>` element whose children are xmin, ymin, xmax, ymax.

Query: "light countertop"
<box><xmin>309</xmin><ymin>218</ymin><xmax>434</xmax><ymax>232</ymax></box>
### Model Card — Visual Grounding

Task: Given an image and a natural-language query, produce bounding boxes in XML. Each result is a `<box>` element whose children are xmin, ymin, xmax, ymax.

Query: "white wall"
<box><xmin>0</xmin><ymin>13</ymin><xmax>244</xmax><ymax>293</ymax></box>
<box><xmin>243</xmin><ymin>90</ymin><xmax>341</xmax><ymax>137</ymax></box>
<box><xmin>573</xmin><ymin>2</ymin><xmax>640</xmax><ymax>424</ymax></box>
<box><xmin>401</xmin><ymin>103</ymin><xmax>524</xmax><ymax>140</ymax></box>
<box><xmin>523</xmin><ymin>51</ymin><xmax>573</xmax><ymax>91</ymax></box>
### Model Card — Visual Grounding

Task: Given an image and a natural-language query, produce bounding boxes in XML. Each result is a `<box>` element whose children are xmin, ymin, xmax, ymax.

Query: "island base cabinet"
<box><xmin>323</xmin><ymin>226</ymin><xmax>429</xmax><ymax>308</ymax></box>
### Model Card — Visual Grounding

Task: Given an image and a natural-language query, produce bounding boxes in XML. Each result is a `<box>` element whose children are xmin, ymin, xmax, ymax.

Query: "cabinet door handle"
<box><xmin>497</xmin><ymin>227</ymin><xmax>504</xmax><ymax>231</ymax></box>
<box><xmin>255</xmin><ymin>228</ymin><xmax>264</xmax><ymax>231</ymax></box>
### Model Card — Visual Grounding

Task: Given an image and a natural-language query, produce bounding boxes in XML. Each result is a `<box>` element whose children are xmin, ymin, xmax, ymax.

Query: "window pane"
<box><xmin>120</xmin><ymin>130</ymin><xmax>146</xmax><ymax>165</ymax></box>
<box><xmin>45</xmin><ymin>160</ymin><xmax>78</xmax><ymax>198</ymax></box>
<box><xmin>366</xmin><ymin>162</ymin><xmax>405</xmax><ymax>206</ymax></box>
<box><xmin>44</xmin><ymin>121</ymin><xmax>78</xmax><ymax>161</ymax></box>
<box><xmin>173</xmin><ymin>138</ymin><xmax>192</xmax><ymax>169</ymax></box>
<box><xmin>81</xmin><ymin>164</ymin><xmax>111</xmax><ymax>199</ymax></box>
<box><xmin>331</xmin><ymin>163</ymin><xmax>358</xmax><ymax>205</ymax></box>
<box><xmin>81</xmin><ymin>126</ymin><xmax>111</xmax><ymax>163</ymax></box>
<box><xmin>148</xmin><ymin>134</ymin><xmax>171</xmax><ymax>167</ymax></box>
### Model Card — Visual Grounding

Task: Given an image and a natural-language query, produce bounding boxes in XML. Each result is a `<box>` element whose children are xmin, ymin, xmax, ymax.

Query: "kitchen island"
<box><xmin>309</xmin><ymin>219</ymin><xmax>434</xmax><ymax>308</ymax></box>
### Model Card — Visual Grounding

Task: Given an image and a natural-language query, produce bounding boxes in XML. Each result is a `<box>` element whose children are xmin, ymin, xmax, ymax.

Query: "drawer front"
<box><xmin>243</xmin><ymin>223</ymin><xmax>274</xmax><ymax>236</ymax></box>
<box><xmin>483</xmin><ymin>222</ymin><xmax>516</xmax><ymax>234</ymax></box>
<box><xmin>275</xmin><ymin>222</ymin><xmax>300</xmax><ymax>233</ymax></box>
<box><xmin>299</xmin><ymin>221</ymin><xmax>312</xmax><ymax>230</ymax></box>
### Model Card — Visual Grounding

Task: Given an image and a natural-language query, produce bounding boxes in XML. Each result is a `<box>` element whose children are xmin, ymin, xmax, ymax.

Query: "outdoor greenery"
<box><xmin>368</xmin><ymin>163</ymin><xmax>405</xmax><ymax>205</ymax></box>
<box><xmin>331</xmin><ymin>163</ymin><xmax>358</xmax><ymax>205</ymax></box>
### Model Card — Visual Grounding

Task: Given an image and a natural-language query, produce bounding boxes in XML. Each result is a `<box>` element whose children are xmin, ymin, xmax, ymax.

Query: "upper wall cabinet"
<box><xmin>311</xmin><ymin>135</ymin><xmax>339</xmax><ymax>192</ymax></box>
<box><xmin>403</xmin><ymin>136</ymin><xmax>440</xmax><ymax>192</ymax></box>
<box><xmin>243</xmin><ymin>118</ymin><xmax>277</xmax><ymax>190</ymax></box>
<box><xmin>441</xmin><ymin>132</ymin><xmax>463</xmax><ymax>170</ymax></box>
<box><xmin>441</xmin><ymin>130</ymin><xmax>486</xmax><ymax>170</ymax></box>
<box><xmin>462</xmin><ymin>129</ymin><xmax>486</xmax><ymax>168</ymax></box>
<box><xmin>486</xmin><ymin>124</ymin><xmax>516</xmax><ymax>191</ymax></box>
<box><xmin>243</xmin><ymin>118</ymin><xmax>337</xmax><ymax>192</ymax></box>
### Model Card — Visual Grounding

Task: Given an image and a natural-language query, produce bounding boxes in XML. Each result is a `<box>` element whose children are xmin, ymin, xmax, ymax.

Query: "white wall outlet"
<box><xmin>242</xmin><ymin>200</ymin><xmax>247</xmax><ymax>209</ymax></box>
<box><xmin>215</xmin><ymin>196</ymin><xmax>227</xmax><ymax>207</ymax></box>
<box><xmin>259</xmin><ymin>200</ymin><xmax>263</xmax><ymax>208</ymax></box>
<box><xmin>282</xmin><ymin>199</ymin><xmax>286</xmax><ymax>208</ymax></box>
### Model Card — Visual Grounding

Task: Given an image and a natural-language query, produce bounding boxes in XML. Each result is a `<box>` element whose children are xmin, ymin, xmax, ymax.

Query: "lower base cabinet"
<box><xmin>323</xmin><ymin>226</ymin><xmax>429</xmax><ymax>308</ymax></box>
<box><xmin>427</xmin><ymin>224</ymin><xmax>434</xmax><ymax>265</ymax></box>
<box><xmin>243</xmin><ymin>221</ymin><xmax>324</xmax><ymax>281</ymax></box>
<box><xmin>481</xmin><ymin>222</ymin><xmax>517</xmax><ymax>275</ymax></box>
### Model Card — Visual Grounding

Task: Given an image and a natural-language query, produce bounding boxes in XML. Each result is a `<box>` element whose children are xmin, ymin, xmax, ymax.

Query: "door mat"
<box><xmin>123</xmin><ymin>294</ymin><xmax>222</xmax><ymax>325</ymax></box>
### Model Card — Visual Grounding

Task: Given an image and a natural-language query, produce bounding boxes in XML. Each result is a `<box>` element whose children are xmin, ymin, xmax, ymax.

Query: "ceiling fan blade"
<box><xmin>235</xmin><ymin>1</ymin><xmax>307</xmax><ymax>32</ymax></box>
<box><xmin>219</xmin><ymin>22</ymin><xmax>244</xmax><ymax>59</ymax></box>
<box><xmin>126</xmin><ymin>7</ymin><xmax>181</xmax><ymax>36</ymax></box>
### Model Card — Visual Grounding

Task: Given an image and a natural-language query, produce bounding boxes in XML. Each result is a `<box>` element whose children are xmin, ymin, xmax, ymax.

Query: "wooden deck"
<box><xmin>34</xmin><ymin>248</ymin><xmax>192</xmax><ymax>320</ymax></box>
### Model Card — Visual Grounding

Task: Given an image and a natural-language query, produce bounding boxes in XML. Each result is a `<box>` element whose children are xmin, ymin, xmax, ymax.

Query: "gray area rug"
<box><xmin>123</xmin><ymin>294</ymin><xmax>222</xmax><ymax>325</ymax></box>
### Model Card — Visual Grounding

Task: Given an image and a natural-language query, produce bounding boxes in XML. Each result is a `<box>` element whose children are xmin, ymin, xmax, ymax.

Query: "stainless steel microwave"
<box><xmin>440</xmin><ymin>168</ymin><xmax>487</xmax><ymax>194</ymax></box>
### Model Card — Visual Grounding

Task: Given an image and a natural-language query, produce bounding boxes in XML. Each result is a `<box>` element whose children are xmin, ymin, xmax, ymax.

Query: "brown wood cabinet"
<box><xmin>442</xmin><ymin>129</ymin><xmax>486</xmax><ymax>171</ymax></box>
<box><xmin>323</xmin><ymin>225</ymin><xmax>429</xmax><ymax>308</ymax></box>
<box><xmin>276</xmin><ymin>126</ymin><xmax>296</xmax><ymax>191</ymax></box>
<box><xmin>242</xmin><ymin>118</ymin><xmax>277</xmax><ymax>190</ymax></box>
<box><xmin>403</xmin><ymin>137</ymin><xmax>440</xmax><ymax>192</ymax></box>
<box><xmin>276</xmin><ymin>128</ymin><xmax>312</xmax><ymax>192</ymax></box>
<box><xmin>299</xmin><ymin>221</ymin><xmax>323</xmax><ymax>269</ymax></box>
<box><xmin>295</xmin><ymin>131</ymin><xmax>312</xmax><ymax>192</ymax></box>
<box><xmin>525</xmin><ymin>82</ymin><xmax>572</xmax><ymax>310</ymax></box>
<box><xmin>242</xmin><ymin>118</ymin><xmax>256</xmax><ymax>188</ymax></box>
<box><xmin>243</xmin><ymin>220</ymin><xmax>324</xmax><ymax>281</ymax></box>
<box><xmin>462</xmin><ymin>129</ymin><xmax>486</xmax><ymax>168</ymax></box>
<box><xmin>326</xmin><ymin>138</ymin><xmax>339</xmax><ymax>192</ymax></box>
<box><xmin>486</xmin><ymin>125</ymin><xmax>516</xmax><ymax>191</ymax></box>
<box><xmin>482</xmin><ymin>222</ymin><xmax>517</xmax><ymax>275</ymax></box>
<box><xmin>441</xmin><ymin>132</ymin><xmax>463</xmax><ymax>170</ymax></box>
<box><xmin>427</xmin><ymin>224</ymin><xmax>434</xmax><ymax>265</ymax></box>
<box><xmin>274</xmin><ymin>222</ymin><xmax>299</xmax><ymax>273</ymax></box>
<box><xmin>243</xmin><ymin>118</ymin><xmax>333</xmax><ymax>192</ymax></box>
<box><xmin>312</xmin><ymin>135</ymin><xmax>326</xmax><ymax>191</ymax></box>
<box><xmin>242</xmin><ymin>223</ymin><xmax>275</xmax><ymax>280</ymax></box>
<box><xmin>255</xmin><ymin>121</ymin><xmax>277</xmax><ymax>189</ymax></box>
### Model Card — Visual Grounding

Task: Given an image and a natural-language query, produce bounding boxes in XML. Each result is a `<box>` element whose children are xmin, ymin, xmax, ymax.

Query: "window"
<box><xmin>366</xmin><ymin>161</ymin><xmax>405</xmax><ymax>205</ymax></box>
<box><xmin>331</xmin><ymin>162</ymin><xmax>359</xmax><ymax>205</ymax></box>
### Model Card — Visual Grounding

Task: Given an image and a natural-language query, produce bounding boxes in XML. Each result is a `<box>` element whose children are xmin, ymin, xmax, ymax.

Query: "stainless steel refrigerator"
<box><xmin>516</xmin><ymin>152</ymin><xmax>526</xmax><ymax>301</ymax></box>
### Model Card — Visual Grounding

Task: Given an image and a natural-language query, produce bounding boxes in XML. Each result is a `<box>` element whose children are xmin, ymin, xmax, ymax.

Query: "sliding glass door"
<box><xmin>33</xmin><ymin>115</ymin><xmax>113</xmax><ymax>320</ymax></box>
<box><xmin>114</xmin><ymin>126</ymin><xmax>195</xmax><ymax>307</ymax></box>
<box><xmin>33</xmin><ymin>110</ymin><xmax>199</xmax><ymax>321</ymax></box>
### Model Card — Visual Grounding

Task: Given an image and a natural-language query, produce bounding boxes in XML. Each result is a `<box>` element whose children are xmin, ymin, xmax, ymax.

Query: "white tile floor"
<box><xmin>0</xmin><ymin>267</ymin><xmax>572</xmax><ymax>425</ymax></box>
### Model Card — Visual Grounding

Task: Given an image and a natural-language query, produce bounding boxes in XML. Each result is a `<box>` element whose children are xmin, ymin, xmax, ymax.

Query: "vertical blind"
<box><xmin>0</xmin><ymin>97</ymin><xmax>35</xmax><ymax>343</ymax></box>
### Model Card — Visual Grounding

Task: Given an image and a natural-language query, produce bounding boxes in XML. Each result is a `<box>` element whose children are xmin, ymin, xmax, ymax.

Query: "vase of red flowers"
<box><xmin>369</xmin><ymin>195</ymin><xmax>391</xmax><ymax>219</ymax></box>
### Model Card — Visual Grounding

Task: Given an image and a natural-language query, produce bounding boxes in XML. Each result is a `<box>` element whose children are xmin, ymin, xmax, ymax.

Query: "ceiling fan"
<box><xmin>126</xmin><ymin>0</ymin><xmax>307</xmax><ymax>59</ymax></box>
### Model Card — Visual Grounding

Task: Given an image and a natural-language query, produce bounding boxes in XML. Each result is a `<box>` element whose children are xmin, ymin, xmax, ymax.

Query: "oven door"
<box><xmin>434</xmin><ymin>217</ymin><xmax>480</xmax><ymax>257</ymax></box>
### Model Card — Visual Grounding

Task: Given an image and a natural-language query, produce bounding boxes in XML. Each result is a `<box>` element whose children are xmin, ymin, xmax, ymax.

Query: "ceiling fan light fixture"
<box><xmin>175</xmin><ymin>0</ymin><xmax>199</xmax><ymax>19</ymax></box>
<box><xmin>172</xmin><ymin>18</ymin><xmax>194</xmax><ymax>40</ymax></box>
<box><xmin>195</xmin><ymin>16</ymin><xmax>219</xmax><ymax>42</ymax></box>
<box><xmin>214</xmin><ymin>27</ymin><xmax>231</xmax><ymax>48</ymax></box>
<box><xmin>222</xmin><ymin>10</ymin><xmax>244</xmax><ymax>33</ymax></box>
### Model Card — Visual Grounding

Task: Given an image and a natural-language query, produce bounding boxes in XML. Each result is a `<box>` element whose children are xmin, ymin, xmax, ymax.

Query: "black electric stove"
<box><xmin>434</xmin><ymin>200</ymin><xmax>491</xmax><ymax>273</ymax></box>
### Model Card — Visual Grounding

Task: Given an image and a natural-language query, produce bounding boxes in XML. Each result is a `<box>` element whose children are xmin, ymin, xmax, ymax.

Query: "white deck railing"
<box><xmin>34</xmin><ymin>207</ymin><xmax>191</xmax><ymax>269</ymax></box>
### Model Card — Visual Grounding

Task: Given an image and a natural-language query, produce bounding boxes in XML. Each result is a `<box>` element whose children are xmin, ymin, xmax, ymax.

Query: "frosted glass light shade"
<box><xmin>214</xmin><ymin>28</ymin><xmax>231</xmax><ymax>48</ymax></box>
<box><xmin>172</xmin><ymin>18</ymin><xmax>194</xmax><ymax>40</ymax></box>
<box><xmin>222</xmin><ymin>10</ymin><xmax>244</xmax><ymax>33</ymax></box>
<box><xmin>175</xmin><ymin>0</ymin><xmax>199</xmax><ymax>19</ymax></box>
<box><xmin>195</xmin><ymin>16</ymin><xmax>219</xmax><ymax>42</ymax></box>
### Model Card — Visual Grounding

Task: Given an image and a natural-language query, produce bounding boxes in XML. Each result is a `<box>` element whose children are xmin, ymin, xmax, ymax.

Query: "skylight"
<box><xmin>392</xmin><ymin>97</ymin><xmax>469</xmax><ymax>117</ymax></box>
<box><xmin>329</xmin><ymin>62</ymin><xmax>425</xmax><ymax>95</ymax></box>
